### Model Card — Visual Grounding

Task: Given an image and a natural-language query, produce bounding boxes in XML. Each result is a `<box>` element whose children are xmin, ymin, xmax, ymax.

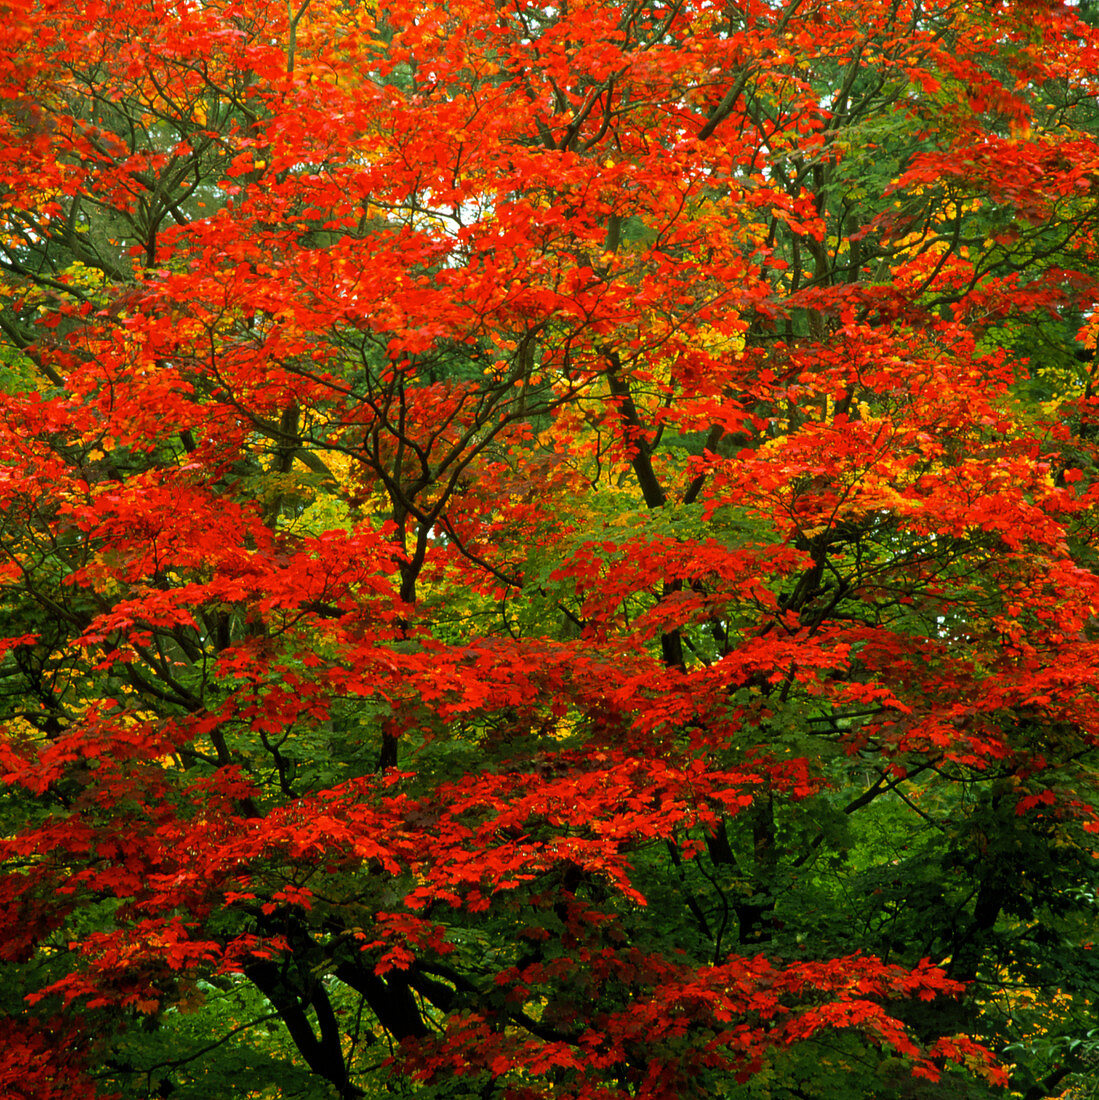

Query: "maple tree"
<box><xmin>1</xmin><ymin>0</ymin><xmax>1099</xmax><ymax>1096</ymax></box>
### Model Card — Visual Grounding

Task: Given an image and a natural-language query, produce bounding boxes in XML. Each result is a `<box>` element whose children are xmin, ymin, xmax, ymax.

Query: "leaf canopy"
<box><xmin>1</xmin><ymin>0</ymin><xmax>1098</xmax><ymax>1097</ymax></box>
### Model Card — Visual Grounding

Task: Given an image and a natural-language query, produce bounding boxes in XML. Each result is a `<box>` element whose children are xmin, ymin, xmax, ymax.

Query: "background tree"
<box><xmin>0</xmin><ymin>0</ymin><xmax>1098</xmax><ymax>1097</ymax></box>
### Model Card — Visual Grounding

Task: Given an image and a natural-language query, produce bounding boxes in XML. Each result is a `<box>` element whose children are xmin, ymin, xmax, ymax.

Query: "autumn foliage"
<box><xmin>1</xmin><ymin>0</ymin><xmax>1098</xmax><ymax>1096</ymax></box>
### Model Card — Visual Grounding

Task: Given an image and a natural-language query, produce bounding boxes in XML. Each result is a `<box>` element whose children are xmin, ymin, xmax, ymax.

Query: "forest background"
<box><xmin>1</xmin><ymin>0</ymin><xmax>1099</xmax><ymax>1097</ymax></box>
